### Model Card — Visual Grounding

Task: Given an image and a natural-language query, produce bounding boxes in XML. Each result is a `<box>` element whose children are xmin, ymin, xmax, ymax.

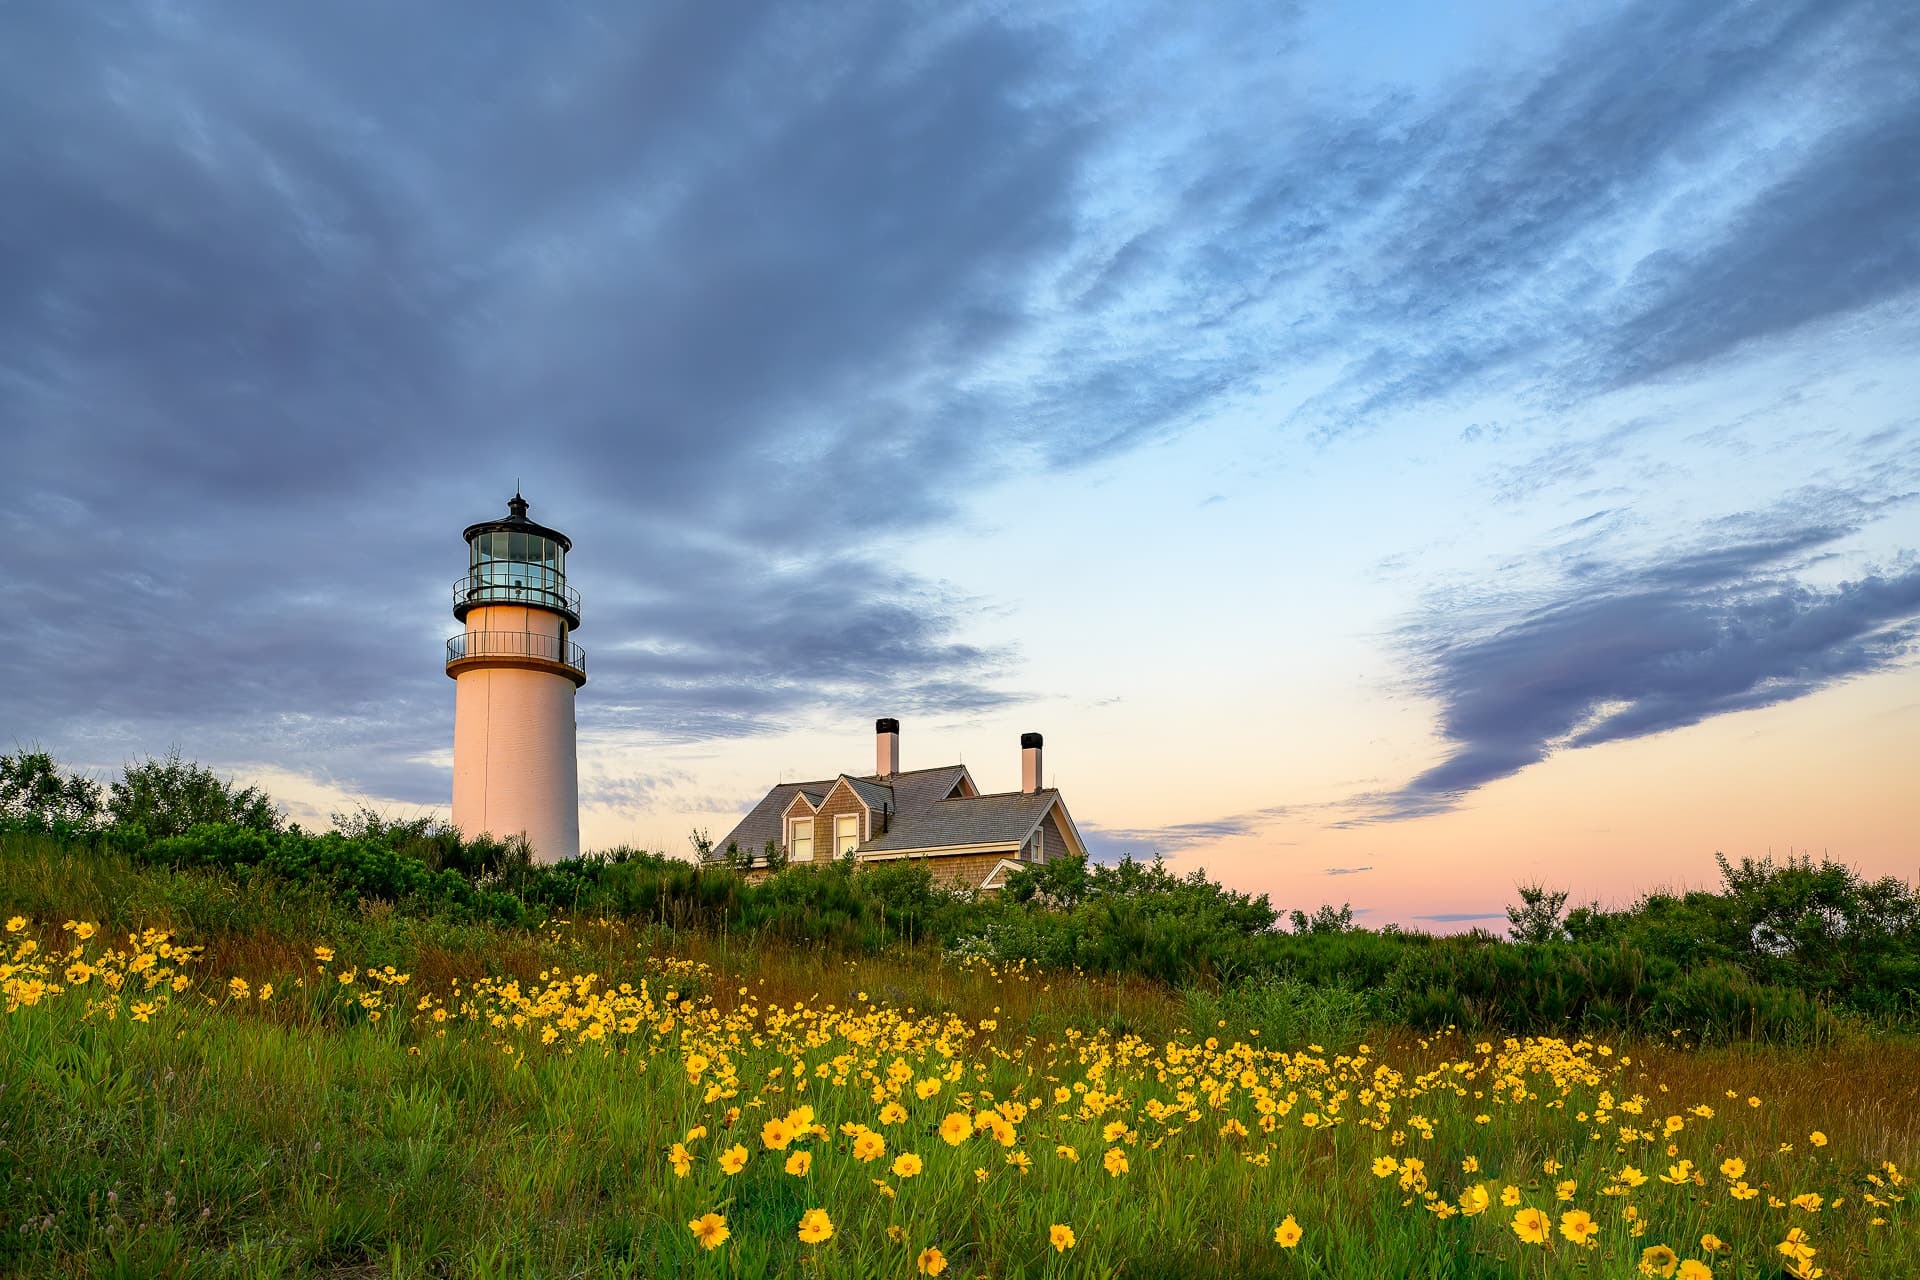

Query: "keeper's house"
<box><xmin>711</xmin><ymin>719</ymin><xmax>1087</xmax><ymax>891</ymax></box>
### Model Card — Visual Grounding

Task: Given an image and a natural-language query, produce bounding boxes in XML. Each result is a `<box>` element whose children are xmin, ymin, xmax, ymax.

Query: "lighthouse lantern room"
<box><xmin>446</xmin><ymin>493</ymin><xmax>585</xmax><ymax>863</ymax></box>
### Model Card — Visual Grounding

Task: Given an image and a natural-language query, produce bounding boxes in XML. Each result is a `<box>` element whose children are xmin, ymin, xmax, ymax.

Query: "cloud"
<box><xmin>2</xmin><ymin>0</ymin><xmax>1915</xmax><ymax>814</ymax></box>
<box><xmin>1368</xmin><ymin>506</ymin><xmax>1920</xmax><ymax>820</ymax></box>
<box><xmin>1413</xmin><ymin>912</ymin><xmax>1507</xmax><ymax>923</ymax></box>
<box><xmin>1324</xmin><ymin>866</ymin><xmax>1372</xmax><ymax>876</ymax></box>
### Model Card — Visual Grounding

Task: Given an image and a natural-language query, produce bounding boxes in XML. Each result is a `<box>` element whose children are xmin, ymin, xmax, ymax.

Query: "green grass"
<box><xmin>2</xmin><ymin>829</ymin><xmax>1915</xmax><ymax>1277</ymax></box>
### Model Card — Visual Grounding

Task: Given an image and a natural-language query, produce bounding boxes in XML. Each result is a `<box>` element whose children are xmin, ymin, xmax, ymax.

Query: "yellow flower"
<box><xmin>668</xmin><ymin>1143</ymin><xmax>691</xmax><ymax>1177</ymax></box>
<box><xmin>718</xmin><ymin>1144</ymin><xmax>749</xmax><ymax>1175</ymax></box>
<box><xmin>1512</xmin><ymin>1208</ymin><xmax>1550</xmax><ymax>1245</ymax></box>
<box><xmin>4</xmin><ymin>916</ymin><xmax>25</xmax><ymax>933</ymax></box>
<box><xmin>71</xmin><ymin>921</ymin><xmax>97</xmax><ymax>941</ymax></box>
<box><xmin>63</xmin><ymin>961</ymin><xmax>93</xmax><ymax>985</ymax></box>
<box><xmin>892</xmin><ymin>1153</ymin><xmax>923</xmax><ymax>1178</ymax></box>
<box><xmin>939</xmin><ymin>1112</ymin><xmax>971</xmax><ymax>1146</ymax></box>
<box><xmin>1791</xmin><ymin>1192</ymin><xmax>1823</xmax><ymax>1212</ymax></box>
<box><xmin>879</xmin><ymin>1102</ymin><xmax>908</xmax><ymax>1125</ymax></box>
<box><xmin>687</xmin><ymin>1213</ymin><xmax>729</xmax><ymax>1251</ymax></box>
<box><xmin>1700</xmin><ymin>1234</ymin><xmax>1724</xmax><ymax>1253</ymax></box>
<box><xmin>1500</xmin><ymin>1185</ymin><xmax>1522</xmax><ymax>1207</ymax></box>
<box><xmin>853</xmin><ymin>1131</ymin><xmax>886</xmax><ymax>1163</ymax></box>
<box><xmin>785</xmin><ymin>1150</ymin><xmax>813</xmax><ymax>1176</ymax></box>
<box><xmin>312</xmin><ymin>945</ymin><xmax>334</xmax><ymax>962</ymax></box>
<box><xmin>1273</xmin><ymin>1214</ymin><xmax>1303</xmax><ymax>1248</ymax></box>
<box><xmin>258</xmin><ymin>983</ymin><xmax>272</xmax><ymax>1000</ymax></box>
<box><xmin>1372</xmin><ymin>1155</ymin><xmax>1399</xmax><ymax>1178</ymax></box>
<box><xmin>1809</xmin><ymin>1131</ymin><xmax>1828</xmax><ymax>1148</ymax></box>
<box><xmin>1677</xmin><ymin>1261</ymin><xmax>1713</xmax><ymax>1280</ymax></box>
<box><xmin>1055</xmin><ymin>1144</ymin><xmax>1079</xmax><ymax>1162</ymax></box>
<box><xmin>916</xmin><ymin>1245</ymin><xmax>948</xmax><ymax>1275</ymax></box>
<box><xmin>797</xmin><ymin>1208</ymin><xmax>833</xmax><ymax>1244</ymax></box>
<box><xmin>1103</xmin><ymin>1147</ymin><xmax>1129</xmax><ymax>1177</ymax></box>
<box><xmin>1559</xmin><ymin>1209</ymin><xmax>1599</xmax><ymax>1246</ymax></box>
<box><xmin>685</xmin><ymin>1052</ymin><xmax>709</xmax><ymax>1080</ymax></box>
<box><xmin>1458</xmin><ymin>1185</ymin><xmax>1490</xmax><ymax>1217</ymax></box>
<box><xmin>761</xmin><ymin>1116</ymin><xmax>793</xmax><ymax>1150</ymax></box>
<box><xmin>1049</xmin><ymin>1224</ymin><xmax>1076</xmax><ymax>1253</ymax></box>
<box><xmin>130</xmin><ymin>1002</ymin><xmax>155</xmax><ymax>1023</ymax></box>
<box><xmin>228</xmin><ymin>977</ymin><xmax>251</xmax><ymax>1000</ymax></box>
<box><xmin>1555</xmin><ymin>1179</ymin><xmax>1577</xmax><ymax>1202</ymax></box>
<box><xmin>1640</xmin><ymin>1244</ymin><xmax>1679</xmax><ymax>1277</ymax></box>
<box><xmin>1005</xmin><ymin>1150</ymin><xmax>1032</xmax><ymax>1173</ymax></box>
<box><xmin>1729</xmin><ymin>1181</ymin><xmax>1759</xmax><ymax>1201</ymax></box>
<box><xmin>1616</xmin><ymin>1166</ymin><xmax>1648</xmax><ymax>1188</ymax></box>
<box><xmin>1719</xmin><ymin>1157</ymin><xmax>1745</xmax><ymax>1180</ymax></box>
<box><xmin>887</xmin><ymin>1225</ymin><xmax>908</xmax><ymax>1244</ymax></box>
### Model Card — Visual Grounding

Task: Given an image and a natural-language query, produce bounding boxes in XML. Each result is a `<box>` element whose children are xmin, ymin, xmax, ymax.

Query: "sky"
<box><xmin>2</xmin><ymin>0</ymin><xmax>1917</xmax><ymax>929</ymax></box>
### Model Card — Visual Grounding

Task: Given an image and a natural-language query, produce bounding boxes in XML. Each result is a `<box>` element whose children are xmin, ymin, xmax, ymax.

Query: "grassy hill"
<box><xmin>1</xmin><ymin>752</ymin><xmax>1916</xmax><ymax>1277</ymax></box>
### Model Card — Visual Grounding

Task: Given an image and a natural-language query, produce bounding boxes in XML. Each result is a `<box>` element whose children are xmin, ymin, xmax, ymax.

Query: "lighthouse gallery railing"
<box><xmin>445</xmin><ymin>630</ymin><xmax>587</xmax><ymax>676</ymax></box>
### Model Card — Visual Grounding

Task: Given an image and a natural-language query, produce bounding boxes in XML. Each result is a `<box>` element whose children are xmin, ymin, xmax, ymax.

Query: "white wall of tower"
<box><xmin>450</xmin><ymin>602</ymin><xmax>580</xmax><ymax>863</ymax></box>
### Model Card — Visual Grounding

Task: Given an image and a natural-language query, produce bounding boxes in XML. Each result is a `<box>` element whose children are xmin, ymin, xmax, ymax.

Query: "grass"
<box><xmin>2</xmin><ymin>902</ymin><xmax>1914</xmax><ymax>1280</ymax></box>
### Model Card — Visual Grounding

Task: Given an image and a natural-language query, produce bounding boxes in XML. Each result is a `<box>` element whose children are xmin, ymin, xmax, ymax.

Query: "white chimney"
<box><xmin>876</xmin><ymin>717</ymin><xmax>900</xmax><ymax>777</ymax></box>
<box><xmin>1021</xmin><ymin>732</ymin><xmax>1043</xmax><ymax>793</ymax></box>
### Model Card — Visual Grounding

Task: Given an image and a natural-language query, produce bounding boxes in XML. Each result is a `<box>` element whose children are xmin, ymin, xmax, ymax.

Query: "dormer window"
<box><xmin>788</xmin><ymin>818</ymin><xmax>814</xmax><ymax>863</ymax></box>
<box><xmin>834</xmin><ymin>813</ymin><xmax>860</xmax><ymax>855</ymax></box>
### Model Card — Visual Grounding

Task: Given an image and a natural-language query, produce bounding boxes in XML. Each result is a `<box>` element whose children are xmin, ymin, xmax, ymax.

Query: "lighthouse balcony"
<box><xmin>445</xmin><ymin>630</ymin><xmax>588</xmax><ymax>686</ymax></box>
<box><xmin>452</xmin><ymin>573</ymin><xmax>582</xmax><ymax>627</ymax></box>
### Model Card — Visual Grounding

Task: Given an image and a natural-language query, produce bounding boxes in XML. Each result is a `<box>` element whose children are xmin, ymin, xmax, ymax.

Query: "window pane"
<box><xmin>835</xmin><ymin>813</ymin><xmax>859</xmax><ymax>854</ymax></box>
<box><xmin>509</xmin><ymin>531</ymin><xmax>527</xmax><ymax>563</ymax></box>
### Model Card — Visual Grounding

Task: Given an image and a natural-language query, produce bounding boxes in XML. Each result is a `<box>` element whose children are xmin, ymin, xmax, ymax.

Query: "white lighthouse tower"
<box><xmin>446</xmin><ymin>493</ymin><xmax>585</xmax><ymax>863</ymax></box>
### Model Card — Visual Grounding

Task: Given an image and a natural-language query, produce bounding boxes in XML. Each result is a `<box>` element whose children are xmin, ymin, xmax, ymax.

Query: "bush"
<box><xmin>109</xmin><ymin>749</ymin><xmax>282</xmax><ymax>839</ymax></box>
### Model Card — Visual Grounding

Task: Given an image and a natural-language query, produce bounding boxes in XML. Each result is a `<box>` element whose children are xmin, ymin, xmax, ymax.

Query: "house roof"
<box><xmin>715</xmin><ymin>765</ymin><xmax>966</xmax><ymax>859</ymax></box>
<box><xmin>860</xmin><ymin>788</ymin><xmax>1061</xmax><ymax>854</ymax></box>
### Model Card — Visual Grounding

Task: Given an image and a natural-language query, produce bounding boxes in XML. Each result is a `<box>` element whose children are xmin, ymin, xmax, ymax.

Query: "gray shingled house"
<box><xmin>711</xmin><ymin>719</ymin><xmax>1088</xmax><ymax>891</ymax></box>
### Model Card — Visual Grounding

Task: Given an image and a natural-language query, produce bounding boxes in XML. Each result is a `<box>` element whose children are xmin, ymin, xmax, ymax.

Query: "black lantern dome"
<box><xmin>452</xmin><ymin>492</ymin><xmax>582</xmax><ymax>629</ymax></box>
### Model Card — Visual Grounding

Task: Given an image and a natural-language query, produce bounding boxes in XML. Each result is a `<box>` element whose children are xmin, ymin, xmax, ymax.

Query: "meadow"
<box><xmin>1</xmin><ymin>751</ymin><xmax>1916</xmax><ymax>1277</ymax></box>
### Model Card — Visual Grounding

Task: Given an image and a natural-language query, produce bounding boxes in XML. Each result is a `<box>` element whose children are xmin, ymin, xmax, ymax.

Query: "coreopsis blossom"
<box><xmin>1512</xmin><ymin>1208</ymin><xmax>1550</xmax><ymax>1245</ymax></box>
<box><xmin>1103</xmin><ymin>1147</ymin><xmax>1129</xmax><ymax>1177</ymax></box>
<box><xmin>1054</xmin><ymin>1144</ymin><xmax>1079</xmax><ymax>1163</ymax></box>
<box><xmin>668</xmin><ymin>1143</ymin><xmax>692</xmax><ymax>1177</ymax></box>
<box><xmin>761</xmin><ymin>1117</ymin><xmax>793</xmax><ymax>1150</ymax></box>
<box><xmin>1639</xmin><ymin>1244</ymin><xmax>1678</xmax><ymax>1277</ymax></box>
<box><xmin>853</xmin><ymin>1131</ymin><xmax>886</xmax><ymax>1163</ymax></box>
<box><xmin>687</xmin><ymin>1213</ymin><xmax>728</xmax><ymax>1250</ymax></box>
<box><xmin>1676</xmin><ymin>1261</ymin><xmax>1713</xmax><ymax>1280</ymax></box>
<box><xmin>4</xmin><ymin>916</ymin><xmax>25</xmax><ymax>933</ymax></box>
<box><xmin>784</xmin><ymin>1151</ymin><xmax>812</xmax><ymax>1176</ymax></box>
<box><xmin>1809</xmin><ymin>1131</ymin><xmax>1828</xmax><ymax>1147</ymax></box>
<box><xmin>1273</xmin><ymin>1215</ymin><xmax>1302</xmax><ymax>1248</ymax></box>
<box><xmin>939</xmin><ymin>1113</ymin><xmax>971</xmax><ymax>1146</ymax></box>
<box><xmin>1049</xmin><ymin>1224</ymin><xmax>1076</xmax><ymax>1253</ymax></box>
<box><xmin>879</xmin><ymin>1102</ymin><xmax>908</xmax><ymax>1125</ymax></box>
<box><xmin>891</xmin><ymin>1153</ymin><xmax>923</xmax><ymax>1179</ymax></box>
<box><xmin>313</xmin><ymin>946</ymin><xmax>334</xmax><ymax>962</ymax></box>
<box><xmin>915</xmin><ymin>1246</ymin><xmax>947</xmax><ymax>1275</ymax></box>
<box><xmin>1700</xmin><ymin>1234</ymin><xmax>1724</xmax><ymax>1253</ymax></box>
<box><xmin>1560</xmin><ymin>1210</ymin><xmax>1599</xmax><ymax>1246</ymax></box>
<box><xmin>718</xmin><ymin>1144</ymin><xmax>749</xmax><ymax>1175</ymax></box>
<box><xmin>1500</xmin><ymin>1185</ymin><xmax>1522</xmax><ymax>1207</ymax></box>
<box><xmin>1792</xmin><ymin>1192</ymin><xmax>1824</xmax><ymax>1212</ymax></box>
<box><xmin>1458</xmin><ymin>1185</ymin><xmax>1490</xmax><ymax>1217</ymax></box>
<box><xmin>797</xmin><ymin>1209</ymin><xmax>833</xmax><ymax>1244</ymax></box>
<box><xmin>1372</xmin><ymin>1156</ymin><xmax>1398</xmax><ymax>1178</ymax></box>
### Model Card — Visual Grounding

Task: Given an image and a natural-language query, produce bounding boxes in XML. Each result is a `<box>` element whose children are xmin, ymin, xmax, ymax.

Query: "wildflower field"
<box><xmin>3</xmin><ymin>909</ymin><xmax>1915</xmax><ymax>1279</ymax></box>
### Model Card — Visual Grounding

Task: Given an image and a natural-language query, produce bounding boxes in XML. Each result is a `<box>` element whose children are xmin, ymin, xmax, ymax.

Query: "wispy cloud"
<box><xmin>1366</xmin><ymin>502</ymin><xmax>1920</xmax><ymax>820</ymax></box>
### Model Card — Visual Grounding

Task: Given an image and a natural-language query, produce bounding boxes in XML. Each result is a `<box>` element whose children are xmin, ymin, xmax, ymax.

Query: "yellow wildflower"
<box><xmin>797</xmin><ymin>1208</ymin><xmax>833</xmax><ymax>1244</ymax></box>
<box><xmin>785</xmin><ymin>1150</ymin><xmax>812</xmax><ymax>1176</ymax></box>
<box><xmin>1049</xmin><ymin>1224</ymin><xmax>1076</xmax><ymax>1253</ymax></box>
<box><xmin>1273</xmin><ymin>1215</ymin><xmax>1303</xmax><ymax>1248</ymax></box>
<box><xmin>892</xmin><ymin>1153</ymin><xmax>923</xmax><ymax>1179</ymax></box>
<box><xmin>916</xmin><ymin>1245</ymin><xmax>948</xmax><ymax>1275</ymax></box>
<box><xmin>687</xmin><ymin>1213</ymin><xmax>728</xmax><ymax>1251</ymax></box>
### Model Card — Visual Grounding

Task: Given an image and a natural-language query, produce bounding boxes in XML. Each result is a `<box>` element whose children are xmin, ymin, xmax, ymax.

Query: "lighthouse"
<box><xmin>446</xmin><ymin>493</ymin><xmax>585</xmax><ymax>863</ymax></box>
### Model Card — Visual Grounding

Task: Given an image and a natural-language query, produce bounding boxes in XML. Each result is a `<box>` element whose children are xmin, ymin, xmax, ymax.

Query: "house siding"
<box><xmin>1038</xmin><ymin>811</ymin><xmax>1070</xmax><ymax>863</ymax></box>
<box><xmin>812</xmin><ymin>783</ymin><xmax>870</xmax><ymax>862</ymax></box>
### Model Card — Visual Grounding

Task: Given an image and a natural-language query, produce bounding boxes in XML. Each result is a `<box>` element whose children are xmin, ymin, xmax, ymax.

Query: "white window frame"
<box><xmin>834</xmin><ymin>812</ymin><xmax>860</xmax><ymax>856</ymax></box>
<box><xmin>789</xmin><ymin>818</ymin><xmax>814</xmax><ymax>863</ymax></box>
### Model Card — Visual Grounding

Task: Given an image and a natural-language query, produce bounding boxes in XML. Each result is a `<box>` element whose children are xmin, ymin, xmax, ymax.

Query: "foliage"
<box><xmin>1507</xmin><ymin>882</ymin><xmax>1571</xmax><ymax>943</ymax></box>
<box><xmin>107</xmin><ymin>748</ymin><xmax>282</xmax><ymax>840</ymax></box>
<box><xmin>0</xmin><ymin>749</ymin><xmax>102</xmax><ymax>830</ymax></box>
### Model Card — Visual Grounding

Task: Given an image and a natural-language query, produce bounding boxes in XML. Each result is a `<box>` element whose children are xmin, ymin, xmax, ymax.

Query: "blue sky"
<box><xmin>2</xmin><ymin>0</ymin><xmax>1916</xmax><ymax>923</ymax></box>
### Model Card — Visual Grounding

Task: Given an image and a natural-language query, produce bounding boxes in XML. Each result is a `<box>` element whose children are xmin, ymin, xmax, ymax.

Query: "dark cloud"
<box><xmin>1414</xmin><ymin>912</ymin><xmax>1507</xmax><ymax>923</ymax></box>
<box><xmin>1368</xmin><ymin>510</ymin><xmax>1920</xmax><ymax>820</ymax></box>
<box><xmin>1324</xmin><ymin>866</ymin><xmax>1372</xmax><ymax>876</ymax></box>
<box><xmin>2</xmin><ymin>0</ymin><xmax>1914</xmax><ymax>811</ymax></box>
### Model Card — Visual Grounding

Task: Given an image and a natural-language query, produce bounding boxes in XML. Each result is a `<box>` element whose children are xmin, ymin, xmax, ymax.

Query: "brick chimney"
<box><xmin>1021</xmin><ymin>732</ymin><xmax>1043</xmax><ymax>793</ymax></box>
<box><xmin>876</xmin><ymin>717</ymin><xmax>900</xmax><ymax>777</ymax></box>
